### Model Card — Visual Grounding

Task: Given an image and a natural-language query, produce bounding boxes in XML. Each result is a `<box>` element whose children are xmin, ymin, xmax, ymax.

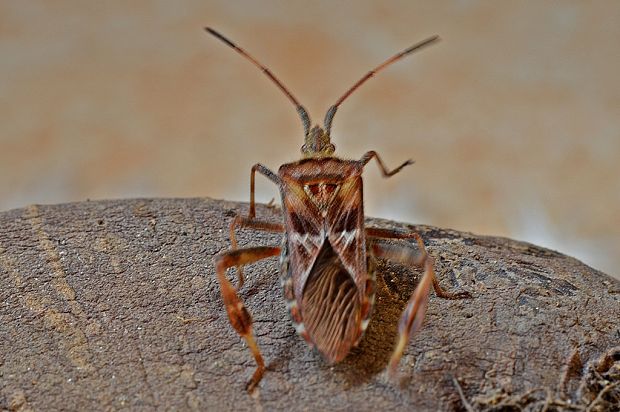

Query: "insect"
<box><xmin>209</xmin><ymin>27</ymin><xmax>470</xmax><ymax>392</ymax></box>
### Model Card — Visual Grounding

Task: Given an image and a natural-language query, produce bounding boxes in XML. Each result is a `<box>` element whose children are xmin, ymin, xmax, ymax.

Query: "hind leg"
<box><xmin>214</xmin><ymin>246</ymin><xmax>281</xmax><ymax>392</ymax></box>
<box><xmin>367</xmin><ymin>227</ymin><xmax>470</xmax><ymax>299</ymax></box>
<box><xmin>368</xmin><ymin>232</ymin><xmax>470</xmax><ymax>376</ymax></box>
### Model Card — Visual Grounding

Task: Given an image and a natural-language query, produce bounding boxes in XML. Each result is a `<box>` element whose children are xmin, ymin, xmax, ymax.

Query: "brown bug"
<box><xmin>208</xmin><ymin>27</ymin><xmax>470</xmax><ymax>392</ymax></box>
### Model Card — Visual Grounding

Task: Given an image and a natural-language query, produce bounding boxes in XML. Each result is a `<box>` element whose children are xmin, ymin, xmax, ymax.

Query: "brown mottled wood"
<box><xmin>1</xmin><ymin>198</ymin><xmax>618</xmax><ymax>411</ymax></box>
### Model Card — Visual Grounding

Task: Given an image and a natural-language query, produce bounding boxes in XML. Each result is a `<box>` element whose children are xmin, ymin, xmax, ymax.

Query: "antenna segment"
<box><xmin>206</xmin><ymin>27</ymin><xmax>311</xmax><ymax>135</ymax></box>
<box><xmin>323</xmin><ymin>35</ymin><xmax>440</xmax><ymax>135</ymax></box>
<box><xmin>206</xmin><ymin>28</ymin><xmax>439</xmax><ymax>138</ymax></box>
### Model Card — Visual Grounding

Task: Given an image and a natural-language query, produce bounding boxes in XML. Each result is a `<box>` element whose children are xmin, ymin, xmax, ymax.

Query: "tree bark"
<box><xmin>1</xmin><ymin>198</ymin><xmax>619</xmax><ymax>411</ymax></box>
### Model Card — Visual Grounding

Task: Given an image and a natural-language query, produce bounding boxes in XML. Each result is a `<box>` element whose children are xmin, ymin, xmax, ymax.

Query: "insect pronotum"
<box><xmin>208</xmin><ymin>27</ymin><xmax>470</xmax><ymax>392</ymax></box>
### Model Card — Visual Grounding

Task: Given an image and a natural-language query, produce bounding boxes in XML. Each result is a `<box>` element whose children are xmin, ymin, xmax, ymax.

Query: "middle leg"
<box><xmin>229</xmin><ymin>215</ymin><xmax>284</xmax><ymax>288</ymax></box>
<box><xmin>229</xmin><ymin>163</ymin><xmax>284</xmax><ymax>287</ymax></box>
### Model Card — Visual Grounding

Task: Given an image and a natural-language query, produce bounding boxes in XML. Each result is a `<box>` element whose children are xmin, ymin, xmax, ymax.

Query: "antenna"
<box><xmin>205</xmin><ymin>27</ymin><xmax>311</xmax><ymax>135</ymax></box>
<box><xmin>324</xmin><ymin>35</ymin><xmax>440</xmax><ymax>135</ymax></box>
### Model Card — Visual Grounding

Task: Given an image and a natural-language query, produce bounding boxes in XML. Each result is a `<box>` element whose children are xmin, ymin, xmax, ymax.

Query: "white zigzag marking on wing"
<box><xmin>335</xmin><ymin>229</ymin><xmax>358</xmax><ymax>248</ymax></box>
<box><xmin>291</xmin><ymin>230</ymin><xmax>324</xmax><ymax>254</ymax></box>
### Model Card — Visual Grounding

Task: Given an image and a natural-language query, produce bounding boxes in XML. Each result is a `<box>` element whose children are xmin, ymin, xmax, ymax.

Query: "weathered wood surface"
<box><xmin>0</xmin><ymin>198</ymin><xmax>619</xmax><ymax>411</ymax></box>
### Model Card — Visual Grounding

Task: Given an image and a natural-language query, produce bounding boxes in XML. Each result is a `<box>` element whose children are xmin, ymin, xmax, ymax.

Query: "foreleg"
<box><xmin>359</xmin><ymin>150</ymin><xmax>413</xmax><ymax>177</ymax></box>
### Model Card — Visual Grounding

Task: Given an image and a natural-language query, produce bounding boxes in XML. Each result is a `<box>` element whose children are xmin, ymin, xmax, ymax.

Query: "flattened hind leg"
<box><xmin>367</xmin><ymin>227</ymin><xmax>471</xmax><ymax>299</ymax></box>
<box><xmin>369</xmin><ymin>233</ymin><xmax>470</xmax><ymax>376</ymax></box>
<box><xmin>214</xmin><ymin>246</ymin><xmax>280</xmax><ymax>392</ymax></box>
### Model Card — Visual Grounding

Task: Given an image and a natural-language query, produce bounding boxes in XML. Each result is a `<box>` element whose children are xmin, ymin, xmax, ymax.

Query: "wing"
<box><xmin>326</xmin><ymin>175</ymin><xmax>366</xmax><ymax>288</ymax></box>
<box><xmin>301</xmin><ymin>238</ymin><xmax>361</xmax><ymax>362</ymax></box>
<box><xmin>281</xmin><ymin>173</ymin><xmax>366</xmax><ymax>362</ymax></box>
<box><xmin>300</xmin><ymin>175</ymin><xmax>366</xmax><ymax>362</ymax></box>
<box><xmin>281</xmin><ymin>178</ymin><xmax>325</xmax><ymax>299</ymax></box>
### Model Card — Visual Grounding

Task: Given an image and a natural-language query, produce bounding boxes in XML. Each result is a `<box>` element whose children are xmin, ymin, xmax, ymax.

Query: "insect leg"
<box><xmin>249</xmin><ymin>163</ymin><xmax>280</xmax><ymax>218</ymax></box>
<box><xmin>359</xmin><ymin>151</ymin><xmax>414</xmax><ymax>177</ymax></box>
<box><xmin>214</xmin><ymin>245</ymin><xmax>281</xmax><ymax>392</ymax></box>
<box><xmin>369</xmin><ymin>235</ymin><xmax>469</xmax><ymax>376</ymax></box>
<box><xmin>370</xmin><ymin>239</ymin><xmax>432</xmax><ymax>376</ymax></box>
<box><xmin>229</xmin><ymin>216</ymin><xmax>284</xmax><ymax>288</ymax></box>
<box><xmin>366</xmin><ymin>226</ymin><xmax>419</xmax><ymax>239</ymax></box>
<box><xmin>367</xmin><ymin>228</ymin><xmax>471</xmax><ymax>299</ymax></box>
<box><xmin>229</xmin><ymin>163</ymin><xmax>282</xmax><ymax>286</ymax></box>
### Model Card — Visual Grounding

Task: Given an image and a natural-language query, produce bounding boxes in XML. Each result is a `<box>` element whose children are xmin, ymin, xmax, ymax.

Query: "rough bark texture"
<box><xmin>0</xmin><ymin>198</ymin><xmax>619</xmax><ymax>411</ymax></box>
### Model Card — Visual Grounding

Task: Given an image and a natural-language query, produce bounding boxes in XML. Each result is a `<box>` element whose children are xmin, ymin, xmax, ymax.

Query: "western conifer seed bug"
<box><xmin>208</xmin><ymin>27</ymin><xmax>470</xmax><ymax>392</ymax></box>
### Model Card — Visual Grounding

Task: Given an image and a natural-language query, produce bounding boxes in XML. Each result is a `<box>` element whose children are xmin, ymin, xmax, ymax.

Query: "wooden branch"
<box><xmin>1</xmin><ymin>198</ymin><xmax>618</xmax><ymax>411</ymax></box>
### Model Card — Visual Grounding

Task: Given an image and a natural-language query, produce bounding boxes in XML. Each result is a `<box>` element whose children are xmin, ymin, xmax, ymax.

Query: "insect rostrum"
<box><xmin>208</xmin><ymin>27</ymin><xmax>470</xmax><ymax>393</ymax></box>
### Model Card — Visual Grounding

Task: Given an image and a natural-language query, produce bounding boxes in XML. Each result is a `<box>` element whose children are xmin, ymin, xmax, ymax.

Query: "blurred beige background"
<box><xmin>1</xmin><ymin>1</ymin><xmax>618</xmax><ymax>279</ymax></box>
